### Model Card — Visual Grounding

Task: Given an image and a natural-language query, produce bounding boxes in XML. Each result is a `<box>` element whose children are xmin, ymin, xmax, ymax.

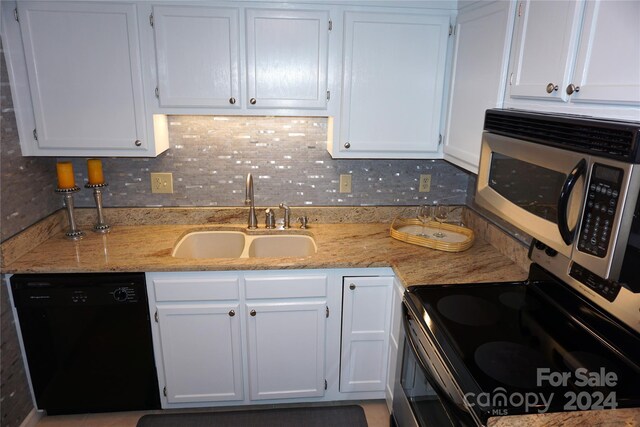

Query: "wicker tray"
<box><xmin>390</xmin><ymin>217</ymin><xmax>474</xmax><ymax>252</ymax></box>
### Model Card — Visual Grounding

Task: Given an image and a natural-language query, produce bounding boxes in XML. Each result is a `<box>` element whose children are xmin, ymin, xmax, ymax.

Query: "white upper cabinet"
<box><xmin>508</xmin><ymin>0</ymin><xmax>583</xmax><ymax>102</ymax></box>
<box><xmin>245</xmin><ymin>9</ymin><xmax>330</xmax><ymax>109</ymax></box>
<box><xmin>506</xmin><ymin>0</ymin><xmax>640</xmax><ymax>119</ymax></box>
<box><xmin>570</xmin><ymin>1</ymin><xmax>640</xmax><ymax>106</ymax></box>
<box><xmin>152</xmin><ymin>5</ymin><xmax>241</xmax><ymax>108</ymax></box>
<box><xmin>443</xmin><ymin>1</ymin><xmax>515</xmax><ymax>173</ymax></box>
<box><xmin>149</xmin><ymin>6</ymin><xmax>330</xmax><ymax>112</ymax></box>
<box><xmin>333</xmin><ymin>11</ymin><xmax>450</xmax><ymax>159</ymax></box>
<box><xmin>11</xmin><ymin>1</ymin><xmax>167</xmax><ymax>156</ymax></box>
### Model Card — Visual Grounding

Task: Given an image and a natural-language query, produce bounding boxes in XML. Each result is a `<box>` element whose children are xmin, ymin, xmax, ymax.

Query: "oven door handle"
<box><xmin>402</xmin><ymin>312</ymin><xmax>475</xmax><ymax>426</ymax></box>
<box><xmin>558</xmin><ymin>158</ymin><xmax>587</xmax><ymax>245</ymax></box>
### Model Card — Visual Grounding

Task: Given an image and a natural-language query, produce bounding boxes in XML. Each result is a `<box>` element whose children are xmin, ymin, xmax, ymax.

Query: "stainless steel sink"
<box><xmin>172</xmin><ymin>231</ymin><xmax>316</xmax><ymax>259</ymax></box>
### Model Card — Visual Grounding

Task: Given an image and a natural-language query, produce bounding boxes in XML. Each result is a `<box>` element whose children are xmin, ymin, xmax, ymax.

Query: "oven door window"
<box><xmin>400</xmin><ymin>339</ymin><xmax>457</xmax><ymax>426</ymax></box>
<box><xmin>489</xmin><ymin>153</ymin><xmax>567</xmax><ymax>224</ymax></box>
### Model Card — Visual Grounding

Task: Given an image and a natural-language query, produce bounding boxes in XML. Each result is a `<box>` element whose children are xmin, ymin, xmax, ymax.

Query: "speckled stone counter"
<box><xmin>488</xmin><ymin>407</ymin><xmax>640</xmax><ymax>426</ymax></box>
<box><xmin>1</xmin><ymin>222</ymin><xmax>527</xmax><ymax>287</ymax></box>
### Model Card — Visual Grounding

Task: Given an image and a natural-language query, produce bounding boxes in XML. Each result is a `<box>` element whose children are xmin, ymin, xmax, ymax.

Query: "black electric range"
<box><xmin>402</xmin><ymin>263</ymin><xmax>640</xmax><ymax>425</ymax></box>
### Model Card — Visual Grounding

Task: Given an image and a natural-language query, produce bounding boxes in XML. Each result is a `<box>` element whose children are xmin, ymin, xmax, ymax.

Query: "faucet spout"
<box><xmin>245</xmin><ymin>173</ymin><xmax>258</xmax><ymax>229</ymax></box>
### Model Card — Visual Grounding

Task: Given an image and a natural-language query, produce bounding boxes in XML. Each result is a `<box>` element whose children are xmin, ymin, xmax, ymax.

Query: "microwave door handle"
<box><xmin>558</xmin><ymin>159</ymin><xmax>587</xmax><ymax>245</ymax></box>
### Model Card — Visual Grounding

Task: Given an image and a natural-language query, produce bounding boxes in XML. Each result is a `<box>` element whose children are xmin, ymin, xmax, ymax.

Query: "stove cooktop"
<box><xmin>404</xmin><ymin>264</ymin><xmax>640</xmax><ymax>420</ymax></box>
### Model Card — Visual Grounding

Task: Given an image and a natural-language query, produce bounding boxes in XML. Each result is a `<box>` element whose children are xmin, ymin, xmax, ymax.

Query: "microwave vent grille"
<box><xmin>484</xmin><ymin>110</ymin><xmax>640</xmax><ymax>162</ymax></box>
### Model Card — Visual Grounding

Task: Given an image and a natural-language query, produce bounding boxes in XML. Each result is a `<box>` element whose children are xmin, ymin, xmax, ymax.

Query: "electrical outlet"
<box><xmin>339</xmin><ymin>174</ymin><xmax>352</xmax><ymax>193</ymax></box>
<box><xmin>419</xmin><ymin>174</ymin><xmax>431</xmax><ymax>192</ymax></box>
<box><xmin>151</xmin><ymin>172</ymin><xmax>174</xmax><ymax>194</ymax></box>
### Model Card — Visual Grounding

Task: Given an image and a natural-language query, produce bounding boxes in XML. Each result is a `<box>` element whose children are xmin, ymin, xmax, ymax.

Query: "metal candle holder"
<box><xmin>55</xmin><ymin>186</ymin><xmax>84</xmax><ymax>240</ymax></box>
<box><xmin>85</xmin><ymin>182</ymin><xmax>110</xmax><ymax>233</ymax></box>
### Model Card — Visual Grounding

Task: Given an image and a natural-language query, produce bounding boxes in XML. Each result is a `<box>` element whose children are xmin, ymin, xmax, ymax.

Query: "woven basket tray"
<box><xmin>390</xmin><ymin>217</ymin><xmax>474</xmax><ymax>252</ymax></box>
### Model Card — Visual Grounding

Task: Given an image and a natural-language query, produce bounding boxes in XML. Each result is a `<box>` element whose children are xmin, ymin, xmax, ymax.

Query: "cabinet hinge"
<box><xmin>149</xmin><ymin>13</ymin><xmax>154</xmax><ymax>28</ymax></box>
<box><xmin>438</xmin><ymin>134</ymin><xmax>443</xmax><ymax>146</ymax></box>
<box><xmin>163</xmin><ymin>386</ymin><xmax>167</xmax><ymax>397</ymax></box>
<box><xmin>518</xmin><ymin>2</ymin><xmax>523</xmax><ymax>17</ymax></box>
<box><xmin>509</xmin><ymin>72</ymin><xmax>514</xmax><ymax>86</ymax></box>
<box><xmin>32</xmin><ymin>128</ymin><xmax>38</xmax><ymax>141</ymax></box>
<box><xmin>324</xmin><ymin>379</ymin><xmax>328</xmax><ymax>390</ymax></box>
<box><xmin>326</xmin><ymin>90</ymin><xmax>330</xmax><ymax>101</ymax></box>
<box><xmin>155</xmin><ymin>87</ymin><xmax>159</xmax><ymax>99</ymax></box>
<box><xmin>449</xmin><ymin>24</ymin><xmax>453</xmax><ymax>36</ymax></box>
<box><xmin>328</xmin><ymin>19</ymin><xmax>332</xmax><ymax>31</ymax></box>
<box><xmin>326</xmin><ymin>306</ymin><xmax>329</xmax><ymax>318</ymax></box>
<box><xmin>14</xmin><ymin>7</ymin><xmax>19</xmax><ymax>22</ymax></box>
<box><xmin>154</xmin><ymin>310</ymin><xmax>159</xmax><ymax>322</ymax></box>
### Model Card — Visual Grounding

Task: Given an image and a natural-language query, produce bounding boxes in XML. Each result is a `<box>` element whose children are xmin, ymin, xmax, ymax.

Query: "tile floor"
<box><xmin>36</xmin><ymin>400</ymin><xmax>391</xmax><ymax>427</ymax></box>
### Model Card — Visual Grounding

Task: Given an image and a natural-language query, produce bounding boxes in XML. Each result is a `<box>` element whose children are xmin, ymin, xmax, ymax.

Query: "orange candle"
<box><xmin>56</xmin><ymin>162</ymin><xmax>76</xmax><ymax>189</ymax></box>
<box><xmin>87</xmin><ymin>159</ymin><xmax>105</xmax><ymax>185</ymax></box>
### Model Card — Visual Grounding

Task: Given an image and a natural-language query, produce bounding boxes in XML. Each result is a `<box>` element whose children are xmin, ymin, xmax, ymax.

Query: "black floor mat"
<box><xmin>136</xmin><ymin>405</ymin><xmax>368</xmax><ymax>427</ymax></box>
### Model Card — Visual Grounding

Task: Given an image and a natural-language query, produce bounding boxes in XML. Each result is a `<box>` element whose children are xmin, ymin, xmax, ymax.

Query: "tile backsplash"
<box><xmin>69</xmin><ymin>116</ymin><xmax>468</xmax><ymax>208</ymax></box>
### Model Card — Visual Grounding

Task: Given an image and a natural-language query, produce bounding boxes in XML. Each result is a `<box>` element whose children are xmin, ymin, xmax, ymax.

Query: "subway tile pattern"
<box><xmin>68</xmin><ymin>116</ymin><xmax>468</xmax><ymax>208</ymax></box>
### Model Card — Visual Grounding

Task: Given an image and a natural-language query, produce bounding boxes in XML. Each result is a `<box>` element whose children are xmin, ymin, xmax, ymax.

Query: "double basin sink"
<box><xmin>172</xmin><ymin>230</ymin><xmax>317</xmax><ymax>259</ymax></box>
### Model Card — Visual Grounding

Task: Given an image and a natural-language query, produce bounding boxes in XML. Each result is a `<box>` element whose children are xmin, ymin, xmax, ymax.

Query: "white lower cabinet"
<box><xmin>157</xmin><ymin>304</ymin><xmax>243</xmax><ymax>403</ymax></box>
<box><xmin>246</xmin><ymin>301</ymin><xmax>327</xmax><ymax>399</ymax></box>
<box><xmin>146</xmin><ymin>268</ymin><xmax>395</xmax><ymax>408</ymax></box>
<box><xmin>340</xmin><ymin>276</ymin><xmax>393</xmax><ymax>393</ymax></box>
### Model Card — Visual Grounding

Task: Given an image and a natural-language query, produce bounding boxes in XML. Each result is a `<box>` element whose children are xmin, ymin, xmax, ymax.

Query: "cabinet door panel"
<box><xmin>246</xmin><ymin>9</ymin><xmax>329</xmax><ymax>109</ymax></box>
<box><xmin>340</xmin><ymin>276</ymin><xmax>392</xmax><ymax>392</ymax></box>
<box><xmin>157</xmin><ymin>304</ymin><xmax>243</xmax><ymax>403</ymax></box>
<box><xmin>153</xmin><ymin>6</ymin><xmax>240</xmax><ymax>108</ymax></box>
<box><xmin>340</xmin><ymin>12</ymin><xmax>449</xmax><ymax>156</ymax></box>
<box><xmin>246</xmin><ymin>301</ymin><xmax>326</xmax><ymax>400</ymax></box>
<box><xmin>444</xmin><ymin>1</ymin><xmax>514</xmax><ymax>173</ymax></box>
<box><xmin>18</xmin><ymin>2</ymin><xmax>146</xmax><ymax>151</ymax></box>
<box><xmin>508</xmin><ymin>0</ymin><xmax>583</xmax><ymax>102</ymax></box>
<box><xmin>571</xmin><ymin>1</ymin><xmax>640</xmax><ymax>106</ymax></box>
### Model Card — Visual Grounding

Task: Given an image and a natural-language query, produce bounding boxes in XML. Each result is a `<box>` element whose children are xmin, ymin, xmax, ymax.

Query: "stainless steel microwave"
<box><xmin>476</xmin><ymin>109</ymin><xmax>640</xmax><ymax>287</ymax></box>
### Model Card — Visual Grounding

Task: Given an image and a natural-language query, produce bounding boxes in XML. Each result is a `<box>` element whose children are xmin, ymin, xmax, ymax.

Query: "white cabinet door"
<box><xmin>444</xmin><ymin>1</ymin><xmax>515</xmax><ymax>173</ymax></box>
<box><xmin>17</xmin><ymin>2</ymin><xmax>150</xmax><ymax>154</ymax></box>
<box><xmin>570</xmin><ymin>0</ymin><xmax>640</xmax><ymax>106</ymax></box>
<box><xmin>246</xmin><ymin>301</ymin><xmax>327</xmax><ymax>400</ymax></box>
<box><xmin>157</xmin><ymin>304</ymin><xmax>243</xmax><ymax>404</ymax></box>
<box><xmin>246</xmin><ymin>9</ymin><xmax>329</xmax><ymax>109</ymax></box>
<box><xmin>508</xmin><ymin>0</ymin><xmax>584</xmax><ymax>102</ymax></box>
<box><xmin>153</xmin><ymin>6</ymin><xmax>241</xmax><ymax>108</ymax></box>
<box><xmin>340</xmin><ymin>276</ymin><xmax>393</xmax><ymax>393</ymax></box>
<box><xmin>338</xmin><ymin>11</ymin><xmax>450</xmax><ymax>158</ymax></box>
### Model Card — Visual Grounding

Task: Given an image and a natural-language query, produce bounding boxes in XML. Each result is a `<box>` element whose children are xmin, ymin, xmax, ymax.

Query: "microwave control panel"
<box><xmin>578</xmin><ymin>164</ymin><xmax>624</xmax><ymax>258</ymax></box>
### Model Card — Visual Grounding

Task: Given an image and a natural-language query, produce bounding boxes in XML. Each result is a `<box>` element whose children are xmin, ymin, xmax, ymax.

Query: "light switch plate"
<box><xmin>340</xmin><ymin>174</ymin><xmax>352</xmax><ymax>193</ymax></box>
<box><xmin>151</xmin><ymin>172</ymin><xmax>173</xmax><ymax>194</ymax></box>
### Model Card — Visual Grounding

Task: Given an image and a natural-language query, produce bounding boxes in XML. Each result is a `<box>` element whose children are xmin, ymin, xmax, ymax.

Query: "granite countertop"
<box><xmin>2</xmin><ymin>222</ymin><xmax>528</xmax><ymax>286</ymax></box>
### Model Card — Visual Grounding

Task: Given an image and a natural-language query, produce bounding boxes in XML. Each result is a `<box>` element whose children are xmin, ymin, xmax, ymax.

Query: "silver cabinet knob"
<box><xmin>566</xmin><ymin>84</ymin><xmax>580</xmax><ymax>95</ymax></box>
<box><xmin>546</xmin><ymin>83</ymin><xmax>558</xmax><ymax>93</ymax></box>
<box><xmin>249</xmin><ymin>98</ymin><xmax>257</xmax><ymax>105</ymax></box>
<box><xmin>229</xmin><ymin>97</ymin><xmax>236</xmax><ymax>105</ymax></box>
<box><xmin>228</xmin><ymin>310</ymin><xmax>235</xmax><ymax>317</ymax></box>
<box><xmin>250</xmin><ymin>309</ymin><xmax>256</xmax><ymax>317</ymax></box>
<box><xmin>349</xmin><ymin>283</ymin><xmax>356</xmax><ymax>290</ymax></box>
<box><xmin>134</xmin><ymin>140</ymin><xmax>142</xmax><ymax>147</ymax></box>
<box><xmin>344</xmin><ymin>142</ymin><xmax>351</xmax><ymax>149</ymax></box>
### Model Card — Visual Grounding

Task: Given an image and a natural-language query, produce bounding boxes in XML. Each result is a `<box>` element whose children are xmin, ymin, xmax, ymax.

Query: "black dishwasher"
<box><xmin>10</xmin><ymin>273</ymin><xmax>160</xmax><ymax>415</ymax></box>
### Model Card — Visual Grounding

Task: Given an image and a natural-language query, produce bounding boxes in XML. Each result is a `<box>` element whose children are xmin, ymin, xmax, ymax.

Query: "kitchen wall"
<box><xmin>1</xmin><ymin>39</ymin><xmax>44</xmax><ymax>427</ymax></box>
<box><xmin>68</xmin><ymin>116</ymin><xmax>469</xmax><ymax>209</ymax></box>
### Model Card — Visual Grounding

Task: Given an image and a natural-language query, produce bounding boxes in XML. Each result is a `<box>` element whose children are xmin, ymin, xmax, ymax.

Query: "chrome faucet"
<box><xmin>279</xmin><ymin>203</ymin><xmax>291</xmax><ymax>229</ymax></box>
<box><xmin>245</xmin><ymin>173</ymin><xmax>258</xmax><ymax>229</ymax></box>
